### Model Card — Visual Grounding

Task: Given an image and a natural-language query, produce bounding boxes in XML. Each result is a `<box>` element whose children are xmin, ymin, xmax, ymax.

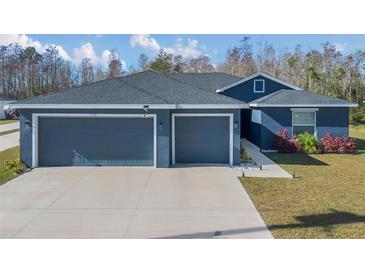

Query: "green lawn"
<box><xmin>0</xmin><ymin>128</ymin><xmax>19</xmax><ymax>137</ymax></box>
<box><xmin>0</xmin><ymin>146</ymin><xmax>20</xmax><ymax>185</ymax></box>
<box><xmin>0</xmin><ymin>120</ymin><xmax>17</xmax><ymax>125</ymax></box>
<box><xmin>240</xmin><ymin>126</ymin><xmax>365</xmax><ymax>239</ymax></box>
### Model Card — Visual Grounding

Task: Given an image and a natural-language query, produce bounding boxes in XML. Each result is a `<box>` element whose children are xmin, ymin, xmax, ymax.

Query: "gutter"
<box><xmin>249</xmin><ymin>103</ymin><xmax>359</xmax><ymax>108</ymax></box>
<box><xmin>4</xmin><ymin>103</ymin><xmax>249</xmax><ymax>110</ymax></box>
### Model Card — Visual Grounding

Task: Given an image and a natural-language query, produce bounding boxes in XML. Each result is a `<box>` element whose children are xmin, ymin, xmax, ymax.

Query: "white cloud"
<box><xmin>0</xmin><ymin>34</ymin><xmax>71</xmax><ymax>61</ymax></box>
<box><xmin>73</xmin><ymin>44</ymin><xmax>126</xmax><ymax>68</ymax></box>
<box><xmin>73</xmin><ymin>43</ymin><xmax>100</xmax><ymax>64</ymax></box>
<box><xmin>164</xmin><ymin>38</ymin><xmax>201</xmax><ymax>58</ymax></box>
<box><xmin>334</xmin><ymin>42</ymin><xmax>347</xmax><ymax>52</ymax></box>
<box><xmin>130</xmin><ymin>34</ymin><xmax>160</xmax><ymax>52</ymax></box>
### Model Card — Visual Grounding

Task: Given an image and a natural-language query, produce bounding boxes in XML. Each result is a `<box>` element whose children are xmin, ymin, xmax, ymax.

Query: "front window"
<box><xmin>292</xmin><ymin>111</ymin><xmax>316</xmax><ymax>136</ymax></box>
<box><xmin>254</xmin><ymin>79</ymin><xmax>265</xmax><ymax>93</ymax></box>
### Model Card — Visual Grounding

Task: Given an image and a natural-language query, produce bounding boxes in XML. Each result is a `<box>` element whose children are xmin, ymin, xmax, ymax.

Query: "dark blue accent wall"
<box><xmin>222</xmin><ymin>75</ymin><xmax>294</xmax><ymax>103</ymax></box>
<box><xmin>242</xmin><ymin>109</ymin><xmax>261</xmax><ymax>147</ymax></box>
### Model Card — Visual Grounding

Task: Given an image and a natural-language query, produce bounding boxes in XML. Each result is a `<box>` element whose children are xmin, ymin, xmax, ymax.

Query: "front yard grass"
<box><xmin>240</xmin><ymin>126</ymin><xmax>365</xmax><ymax>238</ymax></box>
<box><xmin>0</xmin><ymin>146</ymin><xmax>20</xmax><ymax>185</ymax></box>
<box><xmin>0</xmin><ymin>120</ymin><xmax>17</xmax><ymax>125</ymax></box>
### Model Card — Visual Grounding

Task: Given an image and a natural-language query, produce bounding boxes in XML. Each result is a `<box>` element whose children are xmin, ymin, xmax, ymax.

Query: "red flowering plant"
<box><xmin>273</xmin><ymin>128</ymin><xmax>301</xmax><ymax>152</ymax></box>
<box><xmin>320</xmin><ymin>134</ymin><xmax>357</xmax><ymax>153</ymax></box>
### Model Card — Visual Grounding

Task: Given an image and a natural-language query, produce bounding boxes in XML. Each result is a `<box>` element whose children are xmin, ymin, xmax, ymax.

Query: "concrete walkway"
<box><xmin>0</xmin><ymin>121</ymin><xmax>19</xmax><ymax>133</ymax></box>
<box><xmin>234</xmin><ymin>139</ymin><xmax>292</xmax><ymax>178</ymax></box>
<box><xmin>0</xmin><ymin>131</ymin><xmax>19</xmax><ymax>152</ymax></box>
<box><xmin>0</xmin><ymin>166</ymin><xmax>272</xmax><ymax>239</ymax></box>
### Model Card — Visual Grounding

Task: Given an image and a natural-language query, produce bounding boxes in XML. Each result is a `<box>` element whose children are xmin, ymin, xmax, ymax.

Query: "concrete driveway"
<box><xmin>0</xmin><ymin>167</ymin><xmax>272</xmax><ymax>239</ymax></box>
<box><xmin>0</xmin><ymin>131</ymin><xmax>19</xmax><ymax>152</ymax></box>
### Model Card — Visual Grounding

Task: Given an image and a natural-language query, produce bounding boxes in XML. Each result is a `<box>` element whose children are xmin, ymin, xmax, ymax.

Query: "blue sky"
<box><xmin>1</xmin><ymin>34</ymin><xmax>365</xmax><ymax>69</ymax></box>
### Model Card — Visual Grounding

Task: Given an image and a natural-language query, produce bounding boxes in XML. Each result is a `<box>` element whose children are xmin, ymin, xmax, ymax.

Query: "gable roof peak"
<box><xmin>216</xmin><ymin>71</ymin><xmax>303</xmax><ymax>93</ymax></box>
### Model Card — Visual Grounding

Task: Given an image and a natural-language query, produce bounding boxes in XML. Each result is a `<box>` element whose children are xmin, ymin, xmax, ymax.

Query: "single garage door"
<box><xmin>38</xmin><ymin>117</ymin><xmax>154</xmax><ymax>166</ymax></box>
<box><xmin>174</xmin><ymin>116</ymin><xmax>230</xmax><ymax>164</ymax></box>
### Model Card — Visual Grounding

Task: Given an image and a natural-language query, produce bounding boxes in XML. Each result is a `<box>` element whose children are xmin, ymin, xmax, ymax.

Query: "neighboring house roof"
<box><xmin>216</xmin><ymin>71</ymin><xmax>303</xmax><ymax>93</ymax></box>
<box><xmin>167</xmin><ymin>72</ymin><xmax>242</xmax><ymax>92</ymax></box>
<box><xmin>8</xmin><ymin>71</ymin><xmax>247</xmax><ymax>109</ymax></box>
<box><xmin>249</xmin><ymin>89</ymin><xmax>358</xmax><ymax>107</ymax></box>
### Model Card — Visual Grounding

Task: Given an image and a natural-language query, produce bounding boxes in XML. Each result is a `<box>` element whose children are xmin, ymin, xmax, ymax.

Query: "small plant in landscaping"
<box><xmin>240</xmin><ymin>147</ymin><xmax>250</xmax><ymax>163</ymax></box>
<box><xmin>296</xmin><ymin>132</ymin><xmax>319</xmax><ymax>154</ymax></box>
<box><xmin>273</xmin><ymin>128</ymin><xmax>301</xmax><ymax>152</ymax></box>
<box><xmin>4</xmin><ymin>159</ymin><xmax>26</xmax><ymax>174</ymax></box>
<box><xmin>320</xmin><ymin>134</ymin><xmax>357</xmax><ymax>153</ymax></box>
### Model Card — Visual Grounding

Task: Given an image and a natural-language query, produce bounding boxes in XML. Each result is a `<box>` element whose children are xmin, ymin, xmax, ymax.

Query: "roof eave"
<box><xmin>5</xmin><ymin>103</ymin><xmax>249</xmax><ymax>110</ymax></box>
<box><xmin>249</xmin><ymin>103</ymin><xmax>359</xmax><ymax>108</ymax></box>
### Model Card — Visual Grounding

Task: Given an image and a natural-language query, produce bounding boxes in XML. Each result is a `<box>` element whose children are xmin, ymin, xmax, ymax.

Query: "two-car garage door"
<box><xmin>37</xmin><ymin>116</ymin><xmax>155</xmax><ymax>166</ymax></box>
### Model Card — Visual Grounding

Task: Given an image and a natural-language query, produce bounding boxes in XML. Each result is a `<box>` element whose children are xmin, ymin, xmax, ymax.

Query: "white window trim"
<box><xmin>254</xmin><ymin>79</ymin><xmax>265</xmax><ymax>93</ymax></box>
<box><xmin>171</xmin><ymin>113</ymin><xmax>234</xmax><ymax>166</ymax></box>
<box><xmin>32</xmin><ymin>113</ymin><xmax>157</xmax><ymax>168</ymax></box>
<box><xmin>291</xmin><ymin>110</ymin><xmax>317</xmax><ymax>138</ymax></box>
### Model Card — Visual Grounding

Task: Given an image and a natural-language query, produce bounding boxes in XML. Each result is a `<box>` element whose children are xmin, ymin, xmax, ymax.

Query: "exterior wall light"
<box><xmin>159</xmin><ymin>122</ymin><xmax>164</xmax><ymax>130</ymax></box>
<box><xmin>25</xmin><ymin>121</ymin><xmax>31</xmax><ymax>130</ymax></box>
<box><xmin>234</xmin><ymin>121</ymin><xmax>238</xmax><ymax>128</ymax></box>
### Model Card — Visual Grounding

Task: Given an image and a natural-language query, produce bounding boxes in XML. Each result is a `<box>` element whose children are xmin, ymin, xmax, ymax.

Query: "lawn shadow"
<box><xmin>268</xmin><ymin>209</ymin><xmax>365</xmax><ymax>231</ymax></box>
<box><xmin>265</xmin><ymin>153</ymin><xmax>329</xmax><ymax>166</ymax></box>
<box><xmin>353</xmin><ymin>137</ymin><xmax>365</xmax><ymax>153</ymax></box>
<box><xmin>153</xmin><ymin>210</ymin><xmax>365</xmax><ymax>239</ymax></box>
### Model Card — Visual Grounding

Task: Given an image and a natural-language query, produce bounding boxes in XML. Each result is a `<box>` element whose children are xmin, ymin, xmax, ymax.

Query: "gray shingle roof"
<box><xmin>14</xmin><ymin>71</ymin><xmax>245</xmax><ymax>107</ymax></box>
<box><xmin>167</xmin><ymin>72</ymin><xmax>242</xmax><ymax>92</ymax></box>
<box><xmin>250</xmin><ymin>89</ymin><xmax>357</xmax><ymax>107</ymax></box>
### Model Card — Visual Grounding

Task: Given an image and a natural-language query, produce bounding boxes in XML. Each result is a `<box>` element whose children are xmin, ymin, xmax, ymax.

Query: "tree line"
<box><xmin>1</xmin><ymin>37</ymin><xmax>364</xmax><ymax>123</ymax></box>
<box><xmin>0</xmin><ymin>45</ymin><xmax>125</xmax><ymax>99</ymax></box>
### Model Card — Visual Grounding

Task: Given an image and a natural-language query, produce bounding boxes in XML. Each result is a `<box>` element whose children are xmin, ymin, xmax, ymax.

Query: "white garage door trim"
<box><xmin>171</xmin><ymin>113</ymin><xmax>234</xmax><ymax>166</ymax></box>
<box><xmin>32</xmin><ymin>113</ymin><xmax>157</xmax><ymax>168</ymax></box>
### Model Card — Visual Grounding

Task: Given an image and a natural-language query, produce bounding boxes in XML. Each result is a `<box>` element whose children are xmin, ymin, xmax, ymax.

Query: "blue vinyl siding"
<box><xmin>222</xmin><ymin>75</ymin><xmax>294</xmax><ymax>103</ymax></box>
<box><xmin>259</xmin><ymin>107</ymin><xmax>350</xmax><ymax>150</ymax></box>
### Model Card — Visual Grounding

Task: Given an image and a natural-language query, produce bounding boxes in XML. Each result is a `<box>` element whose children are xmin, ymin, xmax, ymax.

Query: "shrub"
<box><xmin>4</xmin><ymin>159</ymin><xmax>26</xmax><ymax>174</ymax></box>
<box><xmin>350</xmin><ymin>107</ymin><xmax>365</xmax><ymax>125</ymax></box>
<box><xmin>240</xmin><ymin>147</ymin><xmax>250</xmax><ymax>163</ymax></box>
<box><xmin>296</xmin><ymin>132</ymin><xmax>319</xmax><ymax>154</ymax></box>
<box><xmin>273</xmin><ymin>128</ymin><xmax>301</xmax><ymax>152</ymax></box>
<box><xmin>320</xmin><ymin>134</ymin><xmax>357</xmax><ymax>153</ymax></box>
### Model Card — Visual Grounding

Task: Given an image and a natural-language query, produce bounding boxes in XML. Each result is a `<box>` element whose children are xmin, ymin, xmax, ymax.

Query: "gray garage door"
<box><xmin>38</xmin><ymin>117</ymin><xmax>154</xmax><ymax>166</ymax></box>
<box><xmin>174</xmin><ymin>116</ymin><xmax>230</xmax><ymax>164</ymax></box>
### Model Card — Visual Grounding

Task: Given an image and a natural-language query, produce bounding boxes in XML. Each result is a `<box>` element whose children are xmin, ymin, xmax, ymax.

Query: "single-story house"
<box><xmin>0</xmin><ymin>95</ymin><xmax>17</xmax><ymax>120</ymax></box>
<box><xmin>6</xmin><ymin>71</ymin><xmax>357</xmax><ymax>168</ymax></box>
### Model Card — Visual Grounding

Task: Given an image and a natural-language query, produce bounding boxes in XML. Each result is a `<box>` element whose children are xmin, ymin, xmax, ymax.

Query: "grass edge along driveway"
<box><xmin>0</xmin><ymin>120</ymin><xmax>17</xmax><ymax>125</ymax></box>
<box><xmin>240</xmin><ymin>126</ymin><xmax>365</xmax><ymax>239</ymax></box>
<box><xmin>0</xmin><ymin>146</ymin><xmax>20</xmax><ymax>185</ymax></box>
